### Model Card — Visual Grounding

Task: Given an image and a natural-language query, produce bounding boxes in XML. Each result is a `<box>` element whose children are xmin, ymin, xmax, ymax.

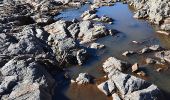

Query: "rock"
<box><xmin>103</xmin><ymin>57</ymin><xmax>130</xmax><ymax>72</ymax></box>
<box><xmin>76</xmin><ymin>49</ymin><xmax>88</xmax><ymax>66</ymax></box>
<box><xmin>128</xmin><ymin>0</ymin><xmax>170</xmax><ymax>26</ymax></box>
<box><xmin>140</xmin><ymin>47</ymin><xmax>152</xmax><ymax>54</ymax></box>
<box><xmin>122</xmin><ymin>51</ymin><xmax>136</xmax><ymax>56</ymax></box>
<box><xmin>79</xmin><ymin>21</ymin><xmax>109</xmax><ymax>43</ymax></box>
<box><xmin>76</xmin><ymin>73</ymin><xmax>92</xmax><ymax>85</ymax></box>
<box><xmin>156</xmin><ymin>30</ymin><xmax>170</xmax><ymax>35</ymax></box>
<box><xmin>155</xmin><ymin>51</ymin><xmax>170</xmax><ymax>62</ymax></box>
<box><xmin>140</xmin><ymin>45</ymin><xmax>163</xmax><ymax>54</ymax></box>
<box><xmin>125</xmin><ymin>84</ymin><xmax>162</xmax><ymax>100</ymax></box>
<box><xmin>90</xmin><ymin>43</ymin><xmax>105</xmax><ymax>49</ymax></box>
<box><xmin>156</xmin><ymin>68</ymin><xmax>163</xmax><ymax>72</ymax></box>
<box><xmin>0</xmin><ymin>76</ymin><xmax>18</xmax><ymax>95</ymax></box>
<box><xmin>146</xmin><ymin>58</ymin><xmax>157</xmax><ymax>64</ymax></box>
<box><xmin>137</xmin><ymin>71</ymin><xmax>146</xmax><ymax>77</ymax></box>
<box><xmin>71</xmin><ymin>79</ymin><xmax>76</xmax><ymax>83</ymax></box>
<box><xmin>99</xmin><ymin>56</ymin><xmax>163</xmax><ymax>99</ymax></box>
<box><xmin>97</xmin><ymin>81</ymin><xmax>110</xmax><ymax>96</ymax></box>
<box><xmin>112</xmin><ymin>93</ymin><xmax>121</xmax><ymax>100</ymax></box>
<box><xmin>131</xmin><ymin>63</ymin><xmax>139</xmax><ymax>72</ymax></box>
<box><xmin>0</xmin><ymin>56</ymin><xmax>55</xmax><ymax>100</ymax></box>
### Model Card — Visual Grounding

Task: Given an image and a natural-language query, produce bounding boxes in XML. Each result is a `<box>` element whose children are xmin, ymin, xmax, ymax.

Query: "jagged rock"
<box><xmin>122</xmin><ymin>51</ymin><xmax>136</xmax><ymax>56</ymax></box>
<box><xmin>140</xmin><ymin>45</ymin><xmax>163</xmax><ymax>54</ymax></box>
<box><xmin>90</xmin><ymin>43</ymin><xmax>105</xmax><ymax>49</ymax></box>
<box><xmin>103</xmin><ymin>57</ymin><xmax>130</xmax><ymax>72</ymax></box>
<box><xmin>146</xmin><ymin>58</ymin><xmax>157</xmax><ymax>64</ymax></box>
<box><xmin>155</xmin><ymin>50</ymin><xmax>170</xmax><ymax>63</ymax></box>
<box><xmin>128</xmin><ymin>0</ymin><xmax>170</xmax><ymax>25</ymax></box>
<box><xmin>76</xmin><ymin>73</ymin><xmax>92</xmax><ymax>85</ymax></box>
<box><xmin>0</xmin><ymin>56</ymin><xmax>55</xmax><ymax>100</ymax></box>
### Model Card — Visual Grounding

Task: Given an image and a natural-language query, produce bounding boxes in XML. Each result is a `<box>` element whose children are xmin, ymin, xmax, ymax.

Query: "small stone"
<box><xmin>76</xmin><ymin>73</ymin><xmax>92</xmax><ymax>85</ymax></box>
<box><xmin>132</xmin><ymin>63</ymin><xmax>139</xmax><ymax>72</ymax></box>
<box><xmin>137</xmin><ymin>71</ymin><xmax>146</xmax><ymax>77</ymax></box>
<box><xmin>156</xmin><ymin>31</ymin><xmax>170</xmax><ymax>35</ymax></box>
<box><xmin>156</xmin><ymin>68</ymin><xmax>163</xmax><ymax>72</ymax></box>
<box><xmin>71</xmin><ymin>79</ymin><xmax>76</xmax><ymax>83</ymax></box>
<box><xmin>146</xmin><ymin>58</ymin><xmax>156</xmax><ymax>64</ymax></box>
<box><xmin>122</xmin><ymin>51</ymin><xmax>136</xmax><ymax>56</ymax></box>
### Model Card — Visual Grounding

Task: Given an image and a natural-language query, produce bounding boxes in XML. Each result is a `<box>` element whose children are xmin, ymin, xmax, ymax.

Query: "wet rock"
<box><xmin>140</xmin><ymin>45</ymin><xmax>163</xmax><ymax>54</ymax></box>
<box><xmin>103</xmin><ymin>57</ymin><xmax>130</xmax><ymax>72</ymax></box>
<box><xmin>76</xmin><ymin>73</ymin><xmax>92</xmax><ymax>85</ymax></box>
<box><xmin>81</xmin><ymin>9</ymin><xmax>98</xmax><ymax>20</ymax></box>
<box><xmin>131</xmin><ymin>63</ymin><xmax>139</xmax><ymax>72</ymax></box>
<box><xmin>122</xmin><ymin>51</ymin><xmax>136</xmax><ymax>56</ymax></box>
<box><xmin>146</xmin><ymin>58</ymin><xmax>157</xmax><ymax>64</ymax></box>
<box><xmin>90</xmin><ymin>43</ymin><xmax>105</xmax><ymax>49</ymax></box>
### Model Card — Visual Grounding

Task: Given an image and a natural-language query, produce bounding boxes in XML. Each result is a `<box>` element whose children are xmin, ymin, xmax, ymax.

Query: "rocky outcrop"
<box><xmin>0</xmin><ymin>55</ymin><xmax>56</xmax><ymax>100</ymax></box>
<box><xmin>97</xmin><ymin>57</ymin><xmax>163</xmax><ymax>100</ymax></box>
<box><xmin>128</xmin><ymin>0</ymin><xmax>170</xmax><ymax>31</ymax></box>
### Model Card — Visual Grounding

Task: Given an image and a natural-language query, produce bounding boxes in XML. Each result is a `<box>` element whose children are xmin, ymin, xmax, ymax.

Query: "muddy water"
<box><xmin>53</xmin><ymin>3</ymin><xmax>170</xmax><ymax>100</ymax></box>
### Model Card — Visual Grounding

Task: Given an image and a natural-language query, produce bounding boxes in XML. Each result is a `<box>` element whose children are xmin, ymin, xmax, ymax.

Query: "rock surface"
<box><xmin>128</xmin><ymin>0</ymin><xmax>170</xmax><ymax>30</ymax></box>
<box><xmin>97</xmin><ymin>57</ymin><xmax>163</xmax><ymax>100</ymax></box>
<box><xmin>76</xmin><ymin>73</ymin><xmax>93</xmax><ymax>85</ymax></box>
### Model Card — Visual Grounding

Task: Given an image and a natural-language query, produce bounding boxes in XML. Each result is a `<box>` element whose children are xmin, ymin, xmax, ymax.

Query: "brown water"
<box><xmin>53</xmin><ymin>3</ymin><xmax>170</xmax><ymax>100</ymax></box>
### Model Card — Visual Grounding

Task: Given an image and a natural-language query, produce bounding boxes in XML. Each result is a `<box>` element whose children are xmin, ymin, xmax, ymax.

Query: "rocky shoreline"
<box><xmin>0</xmin><ymin>0</ymin><xmax>169</xmax><ymax>100</ymax></box>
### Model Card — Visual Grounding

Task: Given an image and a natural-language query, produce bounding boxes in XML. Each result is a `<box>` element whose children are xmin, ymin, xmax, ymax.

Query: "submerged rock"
<box><xmin>122</xmin><ymin>51</ymin><xmax>136</xmax><ymax>56</ymax></box>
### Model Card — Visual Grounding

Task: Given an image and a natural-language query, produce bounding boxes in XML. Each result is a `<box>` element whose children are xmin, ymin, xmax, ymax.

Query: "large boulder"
<box><xmin>0</xmin><ymin>56</ymin><xmax>55</xmax><ymax>100</ymax></box>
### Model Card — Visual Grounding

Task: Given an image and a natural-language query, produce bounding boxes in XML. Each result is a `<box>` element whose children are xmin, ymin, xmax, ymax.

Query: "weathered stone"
<box><xmin>76</xmin><ymin>73</ymin><xmax>92</xmax><ymax>85</ymax></box>
<box><xmin>103</xmin><ymin>57</ymin><xmax>130</xmax><ymax>72</ymax></box>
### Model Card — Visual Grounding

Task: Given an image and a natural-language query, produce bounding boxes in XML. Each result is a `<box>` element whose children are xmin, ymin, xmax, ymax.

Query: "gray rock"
<box><xmin>76</xmin><ymin>73</ymin><xmax>92</xmax><ymax>85</ymax></box>
<box><xmin>112</xmin><ymin>93</ymin><xmax>121</xmax><ymax>100</ymax></box>
<box><xmin>122</xmin><ymin>51</ymin><xmax>136</xmax><ymax>56</ymax></box>
<box><xmin>90</xmin><ymin>43</ymin><xmax>105</xmax><ymax>49</ymax></box>
<box><xmin>76</xmin><ymin>49</ymin><xmax>88</xmax><ymax>66</ymax></box>
<box><xmin>0</xmin><ymin>56</ymin><xmax>55</xmax><ymax>100</ymax></box>
<box><xmin>103</xmin><ymin>57</ymin><xmax>130</xmax><ymax>72</ymax></box>
<box><xmin>146</xmin><ymin>58</ymin><xmax>157</xmax><ymax>64</ymax></box>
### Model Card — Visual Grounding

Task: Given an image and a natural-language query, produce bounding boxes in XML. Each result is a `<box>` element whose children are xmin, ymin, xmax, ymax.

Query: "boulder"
<box><xmin>103</xmin><ymin>57</ymin><xmax>130</xmax><ymax>72</ymax></box>
<box><xmin>146</xmin><ymin>58</ymin><xmax>157</xmax><ymax>64</ymax></box>
<box><xmin>0</xmin><ymin>56</ymin><xmax>55</xmax><ymax>100</ymax></box>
